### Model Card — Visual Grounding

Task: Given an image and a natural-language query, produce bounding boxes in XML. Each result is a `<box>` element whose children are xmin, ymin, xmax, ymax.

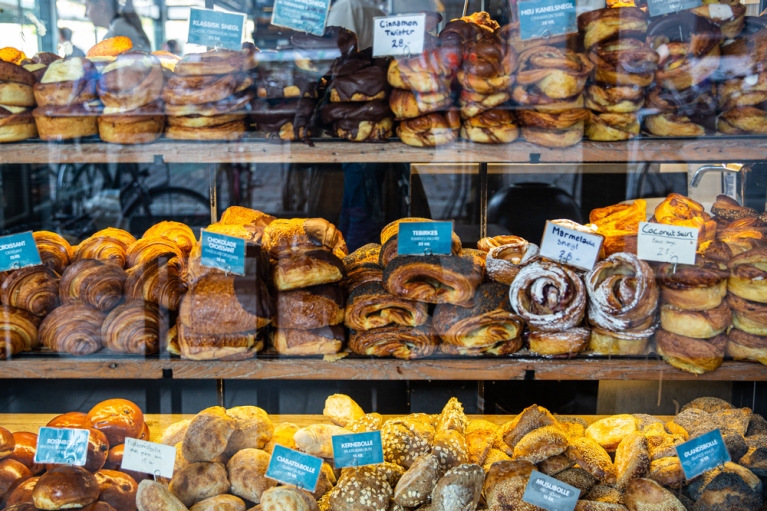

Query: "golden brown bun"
<box><xmin>0</xmin><ymin>458</ymin><xmax>31</xmax><ymax>500</ymax></box>
<box><xmin>396</xmin><ymin>111</ymin><xmax>460</xmax><ymax>147</ymax></box>
<box><xmin>226</xmin><ymin>449</ymin><xmax>274</xmax><ymax>504</ymax></box>
<box><xmin>32</xmin><ymin>466</ymin><xmax>99</xmax><ymax>510</ymax></box>
<box><xmin>95</xmin><ymin>469</ymin><xmax>138</xmax><ymax>511</ymax></box>
<box><xmin>659</xmin><ymin>301</ymin><xmax>732</xmax><ymax>338</ymax></box>
<box><xmin>183</xmin><ymin>406</ymin><xmax>235</xmax><ymax>463</ymax></box>
<box><xmin>499</xmin><ymin>404</ymin><xmax>557</xmax><ymax>449</ymax></box>
<box><xmin>263</xmin><ymin>423</ymin><xmax>298</xmax><ymax>454</ymax></box>
<box><xmin>0</xmin><ymin>428</ymin><xmax>14</xmax><ymax>459</ymax></box>
<box><xmin>294</xmin><ymin>423</ymin><xmax>351</xmax><ymax>459</ymax></box>
<box><xmin>0</xmin><ymin>305</ymin><xmax>40</xmax><ymax>360</ymax></box>
<box><xmin>39</xmin><ymin>303</ymin><xmax>106</xmax><ymax>356</ymax></box>
<box><xmin>566</xmin><ymin>437</ymin><xmax>616</xmax><ymax>484</ymax></box>
<box><xmin>5</xmin><ymin>476</ymin><xmax>39</xmax><ymax>506</ymax></box>
<box><xmin>658</xmin><ymin>257</ymin><xmax>728</xmax><ymax>310</ymax></box>
<box><xmin>189</xmin><ymin>495</ymin><xmax>245</xmax><ymax>511</ymax></box>
<box><xmin>588</xmin><ymin>328</ymin><xmax>651</xmax><ymax>355</ymax></box>
<box><xmin>0</xmin><ymin>265</ymin><xmax>60</xmax><ymax>317</ymax></box>
<box><xmin>585</xmin><ymin>415</ymin><xmax>639</xmax><ymax>452</ymax></box>
<box><xmin>513</xmin><ymin>425</ymin><xmax>569</xmax><ymax>464</ymax></box>
<box><xmin>32</xmin><ymin>108</ymin><xmax>99</xmax><ymax>141</ymax></box>
<box><xmin>0</xmin><ymin>111</ymin><xmax>37</xmax><ymax>143</ymax></box>
<box><xmin>224</xmin><ymin>406</ymin><xmax>273</xmax><ymax>454</ymax></box>
<box><xmin>613</xmin><ymin>432</ymin><xmax>650</xmax><ymax>490</ymax></box>
<box><xmin>59</xmin><ymin>258</ymin><xmax>127</xmax><ymax>312</ymax></box>
<box><xmin>655</xmin><ymin>329</ymin><xmax>727</xmax><ymax>374</ymax></box>
<box><xmin>7</xmin><ymin>432</ymin><xmax>44</xmax><ymax>474</ymax></box>
<box><xmin>85</xmin><ymin>399</ymin><xmax>144</xmax><ymax>446</ymax></box>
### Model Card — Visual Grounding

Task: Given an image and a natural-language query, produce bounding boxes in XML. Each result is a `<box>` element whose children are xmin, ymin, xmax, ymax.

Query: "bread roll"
<box><xmin>294</xmin><ymin>424</ymin><xmax>351</xmax><ymax>459</ymax></box>
<box><xmin>566</xmin><ymin>437</ymin><xmax>616</xmax><ymax>484</ymax></box>
<box><xmin>169</xmin><ymin>462</ymin><xmax>230</xmax><ymax>508</ymax></box>
<box><xmin>224</xmin><ymin>407</ymin><xmax>273</xmax><ymax>455</ymax></box>
<box><xmin>483</xmin><ymin>459</ymin><xmax>536</xmax><ymax>511</ymax></box>
<box><xmin>647</xmin><ymin>457</ymin><xmax>684</xmax><ymax>489</ymax></box>
<box><xmin>32</xmin><ymin>466</ymin><xmax>99</xmax><ymax>510</ymax></box>
<box><xmin>85</xmin><ymin>399</ymin><xmax>145</xmax><ymax>446</ymax></box>
<box><xmin>136</xmin><ymin>479</ymin><xmax>188</xmax><ymax>511</ymax></box>
<box><xmin>348</xmin><ymin>413</ymin><xmax>383</xmax><ymax>434</ymax></box>
<box><xmin>0</xmin><ymin>427</ymin><xmax>14</xmax><ymax>459</ymax></box>
<box><xmin>585</xmin><ymin>415</ymin><xmax>639</xmax><ymax>452</ymax></box>
<box><xmin>4</xmin><ymin>476</ymin><xmax>38</xmax><ymax>506</ymax></box>
<box><xmin>382</xmin><ymin>419</ymin><xmax>435</xmax><ymax>468</ymax></box>
<box><xmin>500</xmin><ymin>404</ymin><xmax>558</xmax><ymax>449</ymax></box>
<box><xmin>330</xmin><ymin>465</ymin><xmax>392</xmax><ymax>511</ymax></box>
<box><xmin>160</xmin><ymin>420</ymin><xmax>191</xmax><ymax>446</ymax></box>
<box><xmin>323</xmin><ymin>395</ymin><xmax>365</xmax><ymax>427</ymax></box>
<box><xmin>77</xmin><ymin>427</ymin><xmax>109</xmax><ymax>473</ymax></box>
<box><xmin>0</xmin><ymin>459</ymin><xmax>32</xmax><ymax>501</ymax></box>
<box><xmin>613</xmin><ymin>432</ymin><xmax>649</xmax><ymax>490</ymax></box>
<box><xmin>7</xmin><ymin>432</ymin><xmax>43</xmax><ymax>474</ymax></box>
<box><xmin>264</xmin><ymin>423</ymin><xmax>298</xmax><ymax>454</ymax></box>
<box><xmin>430</xmin><ymin>464</ymin><xmax>483</xmax><ymax>511</ymax></box>
<box><xmin>555</xmin><ymin>467</ymin><xmax>598</xmax><ymax>493</ymax></box>
<box><xmin>189</xmin><ymin>495</ymin><xmax>245</xmax><ymax>511</ymax></box>
<box><xmin>47</xmin><ymin>412</ymin><xmax>87</xmax><ymax>429</ymax></box>
<box><xmin>513</xmin><ymin>425</ymin><xmax>569</xmax><ymax>464</ymax></box>
<box><xmin>261</xmin><ymin>486</ymin><xmax>319</xmax><ymax>511</ymax></box>
<box><xmin>538</xmin><ymin>453</ymin><xmax>574</xmax><ymax>476</ymax></box>
<box><xmin>226</xmin><ymin>449</ymin><xmax>275</xmax><ymax>504</ymax></box>
<box><xmin>433</xmin><ymin>429</ymin><xmax>468</xmax><ymax>473</ymax></box>
<box><xmin>95</xmin><ymin>469</ymin><xmax>138</xmax><ymax>511</ymax></box>
<box><xmin>623</xmin><ymin>478</ymin><xmax>685</xmax><ymax>511</ymax></box>
<box><xmin>183</xmin><ymin>407</ymin><xmax>236</xmax><ymax>463</ymax></box>
<box><xmin>392</xmin><ymin>454</ymin><xmax>439</xmax><ymax>507</ymax></box>
<box><xmin>464</xmin><ymin>420</ymin><xmax>497</xmax><ymax>466</ymax></box>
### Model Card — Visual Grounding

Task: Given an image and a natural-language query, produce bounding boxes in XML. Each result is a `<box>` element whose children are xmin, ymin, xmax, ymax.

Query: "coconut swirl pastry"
<box><xmin>585</xmin><ymin>253</ymin><xmax>659</xmax><ymax>355</ymax></box>
<box><xmin>477</xmin><ymin>236</ymin><xmax>539</xmax><ymax>285</ymax></box>
<box><xmin>349</xmin><ymin>323</ymin><xmax>439</xmax><ymax>360</ymax></box>
<box><xmin>0</xmin><ymin>305</ymin><xmax>40</xmax><ymax>359</ymax></box>
<box><xmin>383</xmin><ymin>254</ymin><xmax>484</xmax><ymax>305</ymax></box>
<box><xmin>345</xmin><ymin>282</ymin><xmax>428</xmax><ymax>331</ymax></box>
<box><xmin>39</xmin><ymin>303</ymin><xmax>106</xmax><ymax>355</ymax></box>
<box><xmin>101</xmin><ymin>300</ymin><xmax>165</xmax><ymax>355</ymax></box>
<box><xmin>656</xmin><ymin>329</ymin><xmax>728</xmax><ymax>374</ymax></box>
<box><xmin>433</xmin><ymin>283</ymin><xmax>524</xmax><ymax>356</ymax></box>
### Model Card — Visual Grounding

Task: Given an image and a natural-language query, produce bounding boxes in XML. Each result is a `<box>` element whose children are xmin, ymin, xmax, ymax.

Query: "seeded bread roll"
<box><xmin>584</xmin><ymin>484</ymin><xmax>624</xmax><ymax>504</ymax></box>
<box><xmin>310</xmin><ymin>463</ymin><xmax>337</xmax><ymax>500</ymax></box>
<box><xmin>183</xmin><ymin>407</ymin><xmax>236</xmax><ymax>463</ymax></box>
<box><xmin>575</xmin><ymin>502</ymin><xmax>627</xmax><ymax>511</ymax></box>
<box><xmin>586</xmin><ymin>415</ymin><xmax>639</xmax><ymax>452</ymax></box>
<box><xmin>382</xmin><ymin>419</ymin><xmax>435</xmax><ymax>468</ymax></box>
<box><xmin>613</xmin><ymin>432</ymin><xmax>650</xmax><ymax>490</ymax></box>
<box><xmin>348</xmin><ymin>414</ymin><xmax>384</xmax><ymax>433</ymax></box>
<box><xmin>513</xmin><ymin>425</ymin><xmax>569</xmax><ymax>464</ymax></box>
<box><xmin>566</xmin><ymin>437</ymin><xmax>616</xmax><ymax>485</ymax></box>
<box><xmin>483</xmin><ymin>459</ymin><xmax>537</xmax><ymax>511</ymax></box>
<box><xmin>555</xmin><ymin>467</ymin><xmax>598</xmax><ymax>494</ymax></box>
<box><xmin>538</xmin><ymin>453</ymin><xmax>575</xmax><ymax>476</ymax></box>
<box><xmin>392</xmin><ymin>454</ymin><xmax>439</xmax><ymax>508</ymax></box>
<box><xmin>430</xmin><ymin>464</ymin><xmax>484</xmax><ymax>511</ymax></box>
<box><xmin>432</xmin><ymin>429</ymin><xmax>468</xmax><ymax>474</ymax></box>
<box><xmin>330</xmin><ymin>465</ymin><xmax>392</xmax><ymax>511</ymax></box>
<box><xmin>323</xmin><ymin>395</ymin><xmax>365</xmax><ymax>428</ymax></box>
<box><xmin>226</xmin><ymin>449</ymin><xmax>275</xmax><ymax>504</ymax></box>
<box><xmin>436</xmin><ymin>397</ymin><xmax>468</xmax><ymax>435</ymax></box>
<box><xmin>168</xmin><ymin>462</ymin><xmax>230</xmax><ymax>508</ymax></box>
<box><xmin>464</xmin><ymin>420</ymin><xmax>497</xmax><ymax>466</ymax></box>
<box><xmin>685</xmin><ymin>461</ymin><xmax>763</xmax><ymax>506</ymax></box>
<box><xmin>482</xmin><ymin>448</ymin><xmax>511</xmax><ymax>472</ymax></box>
<box><xmin>623</xmin><ymin>478</ymin><xmax>685</xmax><ymax>511</ymax></box>
<box><xmin>501</xmin><ymin>405</ymin><xmax>558</xmax><ymax>449</ymax></box>
<box><xmin>647</xmin><ymin>457</ymin><xmax>684</xmax><ymax>489</ymax></box>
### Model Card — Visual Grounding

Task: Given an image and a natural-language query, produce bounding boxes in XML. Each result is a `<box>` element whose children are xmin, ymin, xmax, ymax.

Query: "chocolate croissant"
<box><xmin>271</xmin><ymin>325</ymin><xmax>345</xmax><ymax>355</ymax></box>
<box><xmin>102</xmin><ymin>300</ymin><xmax>165</xmax><ymax>355</ymax></box>
<box><xmin>124</xmin><ymin>256</ymin><xmax>187</xmax><ymax>311</ymax></box>
<box><xmin>349</xmin><ymin>323</ymin><xmax>439</xmax><ymax>359</ymax></box>
<box><xmin>0</xmin><ymin>304</ymin><xmax>40</xmax><ymax>359</ymax></box>
<box><xmin>143</xmin><ymin>221</ymin><xmax>197</xmax><ymax>255</ymax></box>
<box><xmin>345</xmin><ymin>282</ymin><xmax>428</xmax><ymax>331</ymax></box>
<box><xmin>275</xmin><ymin>284</ymin><xmax>345</xmax><ymax>329</ymax></box>
<box><xmin>59</xmin><ymin>259</ymin><xmax>127</xmax><ymax>312</ymax></box>
<box><xmin>343</xmin><ymin>243</ymin><xmax>383</xmax><ymax>292</ymax></box>
<box><xmin>39</xmin><ymin>303</ymin><xmax>106</xmax><ymax>355</ymax></box>
<box><xmin>33</xmin><ymin>231</ymin><xmax>73</xmax><ymax>275</ymax></box>
<box><xmin>0</xmin><ymin>266</ymin><xmax>60</xmax><ymax>317</ymax></box>
<box><xmin>176</xmin><ymin>322</ymin><xmax>263</xmax><ymax>360</ymax></box>
<box><xmin>262</xmin><ymin>218</ymin><xmax>348</xmax><ymax>259</ymax></box>
<box><xmin>433</xmin><ymin>283</ymin><xmax>524</xmax><ymax>354</ymax></box>
<box><xmin>272</xmin><ymin>250</ymin><xmax>346</xmax><ymax>291</ymax></box>
<box><xmin>383</xmin><ymin>255</ymin><xmax>483</xmax><ymax>305</ymax></box>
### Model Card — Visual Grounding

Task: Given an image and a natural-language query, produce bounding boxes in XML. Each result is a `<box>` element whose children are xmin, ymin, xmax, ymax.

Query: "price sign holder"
<box><xmin>539</xmin><ymin>221</ymin><xmax>603</xmax><ymax>271</ymax></box>
<box><xmin>121</xmin><ymin>438</ymin><xmax>176</xmax><ymax>479</ymax></box>
<box><xmin>522</xmin><ymin>470</ymin><xmax>580</xmax><ymax>511</ymax></box>
<box><xmin>0</xmin><ymin>231</ymin><xmax>42</xmax><ymax>273</ymax></box>
<box><xmin>647</xmin><ymin>0</ymin><xmax>702</xmax><ymax>17</ymax></box>
<box><xmin>266</xmin><ymin>444</ymin><xmax>323</xmax><ymax>492</ymax></box>
<box><xmin>372</xmin><ymin>14</ymin><xmax>426</xmax><ymax>57</ymax></box>
<box><xmin>675</xmin><ymin>429</ymin><xmax>730</xmax><ymax>480</ymax></box>
<box><xmin>187</xmin><ymin>8</ymin><xmax>246</xmax><ymax>50</ymax></box>
<box><xmin>271</xmin><ymin>0</ymin><xmax>331</xmax><ymax>37</ymax></box>
<box><xmin>397</xmin><ymin>221</ymin><xmax>453</xmax><ymax>256</ymax></box>
<box><xmin>34</xmin><ymin>427</ymin><xmax>90</xmax><ymax>466</ymax></box>
<box><xmin>200</xmin><ymin>229</ymin><xmax>246</xmax><ymax>275</ymax></box>
<box><xmin>517</xmin><ymin>0</ymin><xmax>577</xmax><ymax>40</ymax></box>
<box><xmin>636</xmin><ymin>222</ymin><xmax>698</xmax><ymax>266</ymax></box>
<box><xmin>332</xmin><ymin>431</ymin><xmax>384</xmax><ymax>469</ymax></box>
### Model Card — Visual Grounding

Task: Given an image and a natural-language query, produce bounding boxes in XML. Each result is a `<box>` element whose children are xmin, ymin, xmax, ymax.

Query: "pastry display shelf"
<box><xmin>1</xmin><ymin>353</ymin><xmax>765</xmax><ymax>381</ymax></box>
<box><xmin>3</xmin><ymin>137</ymin><xmax>767</xmax><ymax>164</ymax></box>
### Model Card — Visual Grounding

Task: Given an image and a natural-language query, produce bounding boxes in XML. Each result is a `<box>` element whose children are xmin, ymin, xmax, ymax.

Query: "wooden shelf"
<box><xmin>3</xmin><ymin>137</ymin><xmax>767</xmax><ymax>164</ymax></box>
<box><xmin>1</xmin><ymin>354</ymin><xmax>765</xmax><ymax>381</ymax></box>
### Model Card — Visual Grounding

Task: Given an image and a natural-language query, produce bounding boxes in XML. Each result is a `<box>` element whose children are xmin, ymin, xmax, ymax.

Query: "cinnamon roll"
<box><xmin>727</xmin><ymin>328</ymin><xmax>767</xmax><ymax>366</ymax></box>
<box><xmin>588</xmin><ymin>38</ymin><xmax>658</xmax><ymax>88</ymax></box>
<box><xmin>517</xmin><ymin>109</ymin><xmax>589</xmax><ymax>148</ymax></box>
<box><xmin>143</xmin><ymin>221</ymin><xmax>197</xmax><ymax>255</ymax></box>
<box><xmin>0</xmin><ymin>305</ymin><xmax>40</xmax><ymax>359</ymax></box>
<box><xmin>345</xmin><ymin>282</ymin><xmax>428</xmax><ymax>331</ymax></box>
<box><xmin>433</xmin><ymin>283</ymin><xmax>524</xmax><ymax>353</ymax></box>
<box><xmin>516</xmin><ymin>47</ymin><xmax>593</xmax><ymax>99</ymax></box>
<box><xmin>728</xmin><ymin>247</ymin><xmax>767</xmax><ymax>303</ymax></box>
<box><xmin>124</xmin><ymin>256</ymin><xmax>187</xmax><ymax>311</ymax></box>
<box><xmin>655</xmin><ymin>329</ymin><xmax>727</xmax><ymax>374</ymax></box>
<box><xmin>529</xmin><ymin>328</ymin><xmax>590</xmax><ymax>357</ymax></box>
<box><xmin>39</xmin><ymin>303</ymin><xmax>106</xmax><ymax>355</ymax></box>
<box><xmin>717</xmin><ymin>106</ymin><xmax>767</xmax><ymax>135</ymax></box>
<box><xmin>102</xmin><ymin>300</ymin><xmax>165</xmax><ymax>355</ymax></box>
<box><xmin>0</xmin><ymin>266</ymin><xmax>60</xmax><ymax>317</ymax></box>
<box><xmin>349</xmin><ymin>324</ymin><xmax>439</xmax><ymax>359</ymax></box>
<box><xmin>33</xmin><ymin>231</ymin><xmax>72</xmax><ymax>275</ymax></box>
<box><xmin>660</xmin><ymin>301</ymin><xmax>732</xmax><ymax>338</ymax></box>
<box><xmin>387</xmin><ymin>51</ymin><xmax>453</xmax><ymax>94</ymax></box>
<box><xmin>578</xmin><ymin>7</ymin><xmax>649</xmax><ymax>49</ymax></box>
<box><xmin>383</xmin><ymin>254</ymin><xmax>484</xmax><ymax>305</ymax></box>
<box><xmin>397</xmin><ymin>111</ymin><xmax>461</xmax><ymax>148</ymax></box>
<box><xmin>584</xmin><ymin>84</ymin><xmax>645</xmax><ymax>113</ymax></box>
<box><xmin>459</xmin><ymin>108</ymin><xmax>519</xmax><ymax>144</ymax></box>
<box><xmin>59</xmin><ymin>259</ymin><xmax>127</xmax><ymax>312</ymax></box>
<box><xmin>275</xmin><ymin>284</ymin><xmax>345</xmax><ymax>329</ymax></box>
<box><xmin>728</xmin><ymin>293</ymin><xmax>767</xmax><ymax>336</ymax></box>
<box><xmin>271</xmin><ymin>325</ymin><xmax>345</xmax><ymax>355</ymax></box>
<box><xmin>509</xmin><ymin>261</ymin><xmax>587</xmax><ymax>332</ymax></box>
<box><xmin>484</xmin><ymin>238</ymin><xmax>539</xmax><ymax>285</ymax></box>
<box><xmin>457</xmin><ymin>34</ymin><xmax>518</xmax><ymax>95</ymax></box>
<box><xmin>585</xmin><ymin>112</ymin><xmax>640</xmax><ymax>141</ymax></box>
<box><xmin>512</xmin><ymin>85</ymin><xmax>585</xmax><ymax>113</ymax></box>
<box><xmin>658</xmin><ymin>257</ymin><xmax>729</xmax><ymax>311</ymax></box>
<box><xmin>389</xmin><ymin>88</ymin><xmax>453</xmax><ymax>120</ymax></box>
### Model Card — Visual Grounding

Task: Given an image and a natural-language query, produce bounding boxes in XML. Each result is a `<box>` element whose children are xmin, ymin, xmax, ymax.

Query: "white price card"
<box><xmin>539</xmin><ymin>221</ymin><xmax>603</xmax><ymax>271</ymax></box>
<box><xmin>373</xmin><ymin>14</ymin><xmax>426</xmax><ymax>57</ymax></box>
<box><xmin>636</xmin><ymin>221</ymin><xmax>698</xmax><ymax>265</ymax></box>
<box><xmin>121</xmin><ymin>438</ymin><xmax>176</xmax><ymax>478</ymax></box>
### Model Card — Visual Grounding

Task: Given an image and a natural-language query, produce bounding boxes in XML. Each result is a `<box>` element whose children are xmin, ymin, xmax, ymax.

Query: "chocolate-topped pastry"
<box><xmin>320</xmin><ymin>100</ymin><xmax>394</xmax><ymax>142</ymax></box>
<box><xmin>257</xmin><ymin>51</ymin><xmax>323</xmax><ymax>99</ymax></box>
<box><xmin>291</xmin><ymin>26</ymin><xmax>359</xmax><ymax>76</ymax></box>
<box><xmin>251</xmin><ymin>98</ymin><xmax>316</xmax><ymax>141</ymax></box>
<box><xmin>644</xmin><ymin>81</ymin><xmax>718</xmax><ymax>136</ymax></box>
<box><xmin>328</xmin><ymin>48</ymin><xmax>391</xmax><ymax>102</ymax></box>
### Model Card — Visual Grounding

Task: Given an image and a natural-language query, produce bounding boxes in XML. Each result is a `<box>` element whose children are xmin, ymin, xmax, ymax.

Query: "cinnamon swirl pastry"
<box><xmin>433</xmin><ymin>283</ymin><xmax>524</xmax><ymax>353</ymax></box>
<box><xmin>529</xmin><ymin>328</ymin><xmax>590</xmax><ymax>357</ymax></box>
<box><xmin>397</xmin><ymin>111</ymin><xmax>460</xmax><ymax>148</ymax></box>
<box><xmin>655</xmin><ymin>329</ymin><xmax>727</xmax><ymax>374</ymax></box>
<box><xmin>717</xmin><ymin>106</ymin><xmax>767</xmax><ymax>135</ymax></box>
<box><xmin>102</xmin><ymin>300</ymin><xmax>165</xmax><ymax>355</ymax></box>
<box><xmin>126</xmin><ymin>238</ymin><xmax>185</xmax><ymax>270</ymax></box>
<box><xmin>143</xmin><ymin>221</ymin><xmax>196</xmax><ymax>255</ymax></box>
<box><xmin>59</xmin><ymin>259</ymin><xmax>127</xmax><ymax>312</ymax></box>
<box><xmin>262</xmin><ymin>218</ymin><xmax>348</xmax><ymax>260</ymax></box>
<box><xmin>717</xmin><ymin>72</ymin><xmax>767</xmax><ymax>112</ymax></box>
<box><xmin>727</xmin><ymin>328</ymin><xmax>767</xmax><ymax>366</ymax></box>
<box><xmin>728</xmin><ymin>247</ymin><xmax>767</xmax><ymax>302</ymax></box>
<box><xmin>271</xmin><ymin>325</ymin><xmax>345</xmax><ymax>355</ymax></box>
<box><xmin>718</xmin><ymin>17</ymin><xmax>767</xmax><ymax>79</ymax></box>
<box><xmin>343</xmin><ymin>244</ymin><xmax>383</xmax><ymax>292</ymax></box>
<box><xmin>389</xmin><ymin>88</ymin><xmax>453</xmax><ymax>120</ymax></box>
<box><xmin>585</xmin><ymin>112</ymin><xmax>640</xmax><ymax>141</ymax></box>
<box><xmin>588</xmin><ymin>38</ymin><xmax>658</xmax><ymax>88</ymax></box>
<box><xmin>0</xmin><ymin>305</ymin><xmax>40</xmax><ymax>359</ymax></box>
<box><xmin>728</xmin><ymin>293</ymin><xmax>767</xmax><ymax>335</ymax></box>
<box><xmin>484</xmin><ymin>238</ymin><xmax>539</xmax><ymax>285</ymax></box>
<box><xmin>457</xmin><ymin>34</ymin><xmax>518</xmax><ymax>95</ymax></box>
<box><xmin>460</xmin><ymin>108</ymin><xmax>519</xmax><ymax>144</ymax></box>
<box><xmin>349</xmin><ymin>323</ymin><xmax>439</xmax><ymax>359</ymax></box>
<box><xmin>517</xmin><ymin>108</ymin><xmax>589</xmax><ymax>148</ymax></box>
<box><xmin>578</xmin><ymin>7</ymin><xmax>649</xmax><ymax>49</ymax></box>
<box><xmin>176</xmin><ymin>323</ymin><xmax>263</xmax><ymax>360</ymax></box>
<box><xmin>345</xmin><ymin>282</ymin><xmax>428</xmax><ymax>331</ymax></box>
<box><xmin>272</xmin><ymin>250</ymin><xmax>346</xmax><ymax>291</ymax></box>
<box><xmin>39</xmin><ymin>303</ymin><xmax>106</xmax><ymax>355</ymax></box>
<box><xmin>509</xmin><ymin>261</ymin><xmax>587</xmax><ymax>332</ymax></box>
<box><xmin>585</xmin><ymin>84</ymin><xmax>645</xmax><ymax>113</ymax></box>
<box><xmin>0</xmin><ymin>266</ymin><xmax>59</xmax><ymax>317</ymax></box>
<box><xmin>658</xmin><ymin>257</ymin><xmax>729</xmax><ymax>311</ymax></box>
<box><xmin>653</xmin><ymin>193</ymin><xmax>718</xmax><ymax>247</ymax></box>
<box><xmin>460</xmin><ymin>89</ymin><xmax>512</xmax><ymax>119</ymax></box>
<box><xmin>124</xmin><ymin>256</ymin><xmax>187</xmax><ymax>311</ymax></box>
<box><xmin>387</xmin><ymin>50</ymin><xmax>453</xmax><ymax>94</ymax></box>
<box><xmin>660</xmin><ymin>301</ymin><xmax>732</xmax><ymax>338</ymax></box>
<box><xmin>383</xmin><ymin>254</ymin><xmax>484</xmax><ymax>305</ymax></box>
<box><xmin>33</xmin><ymin>231</ymin><xmax>72</xmax><ymax>275</ymax></box>
<box><xmin>516</xmin><ymin>47</ymin><xmax>593</xmax><ymax>99</ymax></box>
<box><xmin>275</xmin><ymin>285</ymin><xmax>345</xmax><ymax>329</ymax></box>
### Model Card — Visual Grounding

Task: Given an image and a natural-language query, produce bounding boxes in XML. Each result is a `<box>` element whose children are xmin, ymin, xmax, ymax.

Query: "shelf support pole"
<box><xmin>479</xmin><ymin>162</ymin><xmax>488</xmax><ymax>240</ymax></box>
<box><xmin>209</xmin><ymin>163</ymin><xmax>218</xmax><ymax>223</ymax></box>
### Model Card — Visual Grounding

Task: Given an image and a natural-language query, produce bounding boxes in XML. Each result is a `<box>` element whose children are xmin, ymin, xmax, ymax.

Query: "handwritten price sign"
<box><xmin>121</xmin><ymin>438</ymin><xmax>176</xmax><ymax>478</ymax></box>
<box><xmin>373</xmin><ymin>14</ymin><xmax>426</xmax><ymax>57</ymax></box>
<box><xmin>539</xmin><ymin>221</ymin><xmax>603</xmax><ymax>271</ymax></box>
<box><xmin>636</xmin><ymin>222</ymin><xmax>698</xmax><ymax>265</ymax></box>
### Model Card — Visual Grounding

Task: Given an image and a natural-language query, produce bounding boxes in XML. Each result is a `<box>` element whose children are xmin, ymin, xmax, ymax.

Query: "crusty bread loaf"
<box><xmin>136</xmin><ymin>480</ymin><xmax>188</xmax><ymax>511</ymax></box>
<box><xmin>465</xmin><ymin>420</ymin><xmax>496</xmax><ymax>466</ymax></box>
<box><xmin>226</xmin><ymin>449</ymin><xmax>275</xmax><ymax>504</ymax></box>
<box><xmin>323</xmin><ymin>395</ymin><xmax>365</xmax><ymax>427</ymax></box>
<box><xmin>538</xmin><ymin>453</ymin><xmax>575</xmax><ymax>476</ymax></box>
<box><xmin>189</xmin><ymin>494</ymin><xmax>245</xmax><ymax>511</ymax></box>
<box><xmin>182</xmin><ymin>407</ymin><xmax>236</xmax><ymax>463</ymax></box>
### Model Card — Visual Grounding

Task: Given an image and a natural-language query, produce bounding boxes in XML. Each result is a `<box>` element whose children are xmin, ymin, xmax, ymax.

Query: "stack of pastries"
<box><xmin>579</xmin><ymin>7</ymin><xmax>656</xmax><ymax>141</ymax></box>
<box><xmin>0</xmin><ymin>59</ymin><xmax>38</xmax><ymax>142</ymax></box>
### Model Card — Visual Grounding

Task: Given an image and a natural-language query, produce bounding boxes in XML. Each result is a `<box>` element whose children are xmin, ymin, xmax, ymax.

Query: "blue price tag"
<box><xmin>522</xmin><ymin>470</ymin><xmax>580</xmax><ymax>511</ymax></box>
<box><xmin>332</xmin><ymin>431</ymin><xmax>384</xmax><ymax>469</ymax></box>
<box><xmin>0</xmin><ymin>231</ymin><xmax>42</xmax><ymax>272</ymax></box>
<box><xmin>675</xmin><ymin>429</ymin><xmax>730</xmax><ymax>480</ymax></box>
<box><xmin>34</xmin><ymin>427</ymin><xmax>90</xmax><ymax>466</ymax></box>
<box><xmin>266</xmin><ymin>444</ymin><xmax>323</xmax><ymax>492</ymax></box>
<box><xmin>647</xmin><ymin>0</ymin><xmax>702</xmax><ymax>16</ymax></box>
<box><xmin>271</xmin><ymin>0</ymin><xmax>331</xmax><ymax>36</ymax></box>
<box><xmin>397</xmin><ymin>221</ymin><xmax>453</xmax><ymax>256</ymax></box>
<box><xmin>517</xmin><ymin>0</ymin><xmax>577</xmax><ymax>40</ymax></box>
<box><xmin>200</xmin><ymin>229</ymin><xmax>246</xmax><ymax>276</ymax></box>
<box><xmin>188</xmin><ymin>8</ymin><xmax>246</xmax><ymax>50</ymax></box>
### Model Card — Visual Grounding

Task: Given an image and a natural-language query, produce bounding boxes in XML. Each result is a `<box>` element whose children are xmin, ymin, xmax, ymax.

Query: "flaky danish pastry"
<box><xmin>262</xmin><ymin>218</ymin><xmax>348</xmax><ymax>259</ymax></box>
<box><xmin>509</xmin><ymin>261</ymin><xmax>587</xmax><ymax>332</ymax></box>
<box><xmin>655</xmin><ymin>329</ymin><xmax>727</xmax><ymax>374</ymax></box>
<box><xmin>124</xmin><ymin>256</ymin><xmax>187</xmax><ymax>311</ymax></box>
<box><xmin>59</xmin><ymin>259</ymin><xmax>127</xmax><ymax>312</ymax></box>
<box><xmin>0</xmin><ymin>266</ymin><xmax>60</xmax><ymax>317</ymax></box>
<box><xmin>177</xmin><ymin>323</ymin><xmax>263</xmax><ymax>361</ymax></box>
<box><xmin>728</xmin><ymin>292</ymin><xmax>767</xmax><ymax>336</ymax></box>
<box><xmin>102</xmin><ymin>300</ymin><xmax>165</xmax><ymax>355</ymax></box>
<box><xmin>590</xmin><ymin>200</ymin><xmax>645</xmax><ymax>257</ymax></box>
<box><xmin>33</xmin><ymin>231</ymin><xmax>72</xmax><ymax>275</ymax></box>
<box><xmin>383</xmin><ymin>255</ymin><xmax>483</xmax><ymax>305</ymax></box>
<box><xmin>39</xmin><ymin>303</ymin><xmax>106</xmax><ymax>355</ymax></box>
<box><xmin>349</xmin><ymin>324</ymin><xmax>439</xmax><ymax>359</ymax></box>
<box><xmin>516</xmin><ymin>46</ymin><xmax>593</xmax><ymax>99</ymax></box>
<box><xmin>345</xmin><ymin>282</ymin><xmax>428</xmax><ymax>331</ymax></box>
<box><xmin>433</xmin><ymin>283</ymin><xmax>523</xmax><ymax>353</ymax></box>
<box><xmin>653</xmin><ymin>193</ymin><xmax>717</xmax><ymax>247</ymax></box>
<box><xmin>658</xmin><ymin>257</ymin><xmax>729</xmax><ymax>311</ymax></box>
<box><xmin>728</xmin><ymin>247</ymin><xmax>767</xmax><ymax>303</ymax></box>
<box><xmin>271</xmin><ymin>325</ymin><xmax>345</xmax><ymax>355</ymax></box>
<box><xmin>727</xmin><ymin>328</ymin><xmax>767</xmax><ymax>366</ymax></box>
<box><xmin>0</xmin><ymin>305</ymin><xmax>40</xmax><ymax>359</ymax></box>
<box><xmin>275</xmin><ymin>284</ymin><xmax>345</xmax><ymax>329</ymax></box>
<box><xmin>342</xmin><ymin>243</ymin><xmax>383</xmax><ymax>292</ymax></box>
<box><xmin>272</xmin><ymin>250</ymin><xmax>346</xmax><ymax>291</ymax></box>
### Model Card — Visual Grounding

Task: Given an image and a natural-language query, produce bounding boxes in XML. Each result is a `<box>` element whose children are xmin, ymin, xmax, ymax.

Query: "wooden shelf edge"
<box><xmin>3</xmin><ymin>138</ymin><xmax>767</xmax><ymax>164</ymax></box>
<box><xmin>0</xmin><ymin>356</ymin><xmax>764</xmax><ymax>381</ymax></box>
